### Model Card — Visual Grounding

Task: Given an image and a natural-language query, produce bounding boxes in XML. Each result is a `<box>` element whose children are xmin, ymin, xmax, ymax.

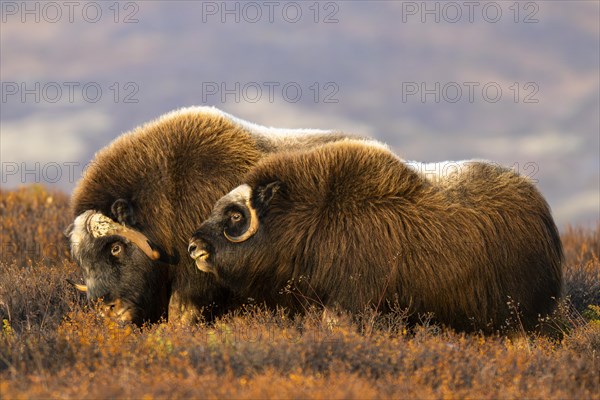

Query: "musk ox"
<box><xmin>188</xmin><ymin>140</ymin><xmax>563</xmax><ymax>332</ymax></box>
<box><xmin>65</xmin><ymin>106</ymin><xmax>365</xmax><ymax>325</ymax></box>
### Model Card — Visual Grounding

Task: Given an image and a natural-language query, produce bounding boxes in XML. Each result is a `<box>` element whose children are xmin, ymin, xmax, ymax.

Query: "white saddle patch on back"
<box><xmin>404</xmin><ymin>160</ymin><xmax>489</xmax><ymax>183</ymax></box>
<box><xmin>159</xmin><ymin>106</ymin><xmax>391</xmax><ymax>150</ymax></box>
<box><xmin>160</xmin><ymin>106</ymin><xmax>334</xmax><ymax>137</ymax></box>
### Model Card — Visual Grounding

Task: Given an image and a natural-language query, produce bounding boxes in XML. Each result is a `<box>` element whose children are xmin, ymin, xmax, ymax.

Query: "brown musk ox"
<box><xmin>188</xmin><ymin>140</ymin><xmax>563</xmax><ymax>333</ymax></box>
<box><xmin>65</xmin><ymin>106</ymin><xmax>365</xmax><ymax>325</ymax></box>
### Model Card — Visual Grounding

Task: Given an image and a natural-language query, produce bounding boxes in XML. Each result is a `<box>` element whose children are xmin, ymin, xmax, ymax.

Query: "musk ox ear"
<box><xmin>253</xmin><ymin>181</ymin><xmax>281</xmax><ymax>212</ymax></box>
<box><xmin>111</xmin><ymin>199</ymin><xmax>136</xmax><ymax>226</ymax></box>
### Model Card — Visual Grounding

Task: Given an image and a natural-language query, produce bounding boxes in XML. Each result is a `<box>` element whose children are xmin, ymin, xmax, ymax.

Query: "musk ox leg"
<box><xmin>168</xmin><ymin>290</ymin><xmax>203</xmax><ymax>325</ymax></box>
<box><xmin>321</xmin><ymin>307</ymin><xmax>342</xmax><ymax>331</ymax></box>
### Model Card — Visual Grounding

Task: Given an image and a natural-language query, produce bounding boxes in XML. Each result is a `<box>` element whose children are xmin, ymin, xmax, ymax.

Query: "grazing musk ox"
<box><xmin>188</xmin><ymin>140</ymin><xmax>563</xmax><ymax>332</ymax></box>
<box><xmin>65</xmin><ymin>106</ymin><xmax>363</xmax><ymax>325</ymax></box>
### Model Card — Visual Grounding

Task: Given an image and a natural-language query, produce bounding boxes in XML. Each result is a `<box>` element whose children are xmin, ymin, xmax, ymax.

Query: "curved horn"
<box><xmin>66</xmin><ymin>278</ymin><xmax>88</xmax><ymax>292</ymax></box>
<box><xmin>118</xmin><ymin>228</ymin><xmax>161</xmax><ymax>260</ymax></box>
<box><xmin>224</xmin><ymin>200</ymin><xmax>259</xmax><ymax>243</ymax></box>
<box><xmin>87</xmin><ymin>213</ymin><xmax>160</xmax><ymax>260</ymax></box>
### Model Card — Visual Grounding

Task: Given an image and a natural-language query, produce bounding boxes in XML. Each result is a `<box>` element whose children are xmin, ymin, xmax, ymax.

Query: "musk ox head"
<box><xmin>66</xmin><ymin>199</ymin><xmax>172</xmax><ymax>325</ymax></box>
<box><xmin>188</xmin><ymin>182</ymin><xmax>280</xmax><ymax>290</ymax></box>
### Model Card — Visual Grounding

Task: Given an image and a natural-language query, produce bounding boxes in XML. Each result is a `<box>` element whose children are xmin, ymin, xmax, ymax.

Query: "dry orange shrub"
<box><xmin>1</xmin><ymin>186</ymin><xmax>71</xmax><ymax>266</ymax></box>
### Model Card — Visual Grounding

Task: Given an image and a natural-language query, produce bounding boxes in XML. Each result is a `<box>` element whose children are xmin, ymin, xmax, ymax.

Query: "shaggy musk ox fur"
<box><xmin>189</xmin><ymin>140</ymin><xmax>563</xmax><ymax>332</ymax></box>
<box><xmin>66</xmin><ymin>106</ymin><xmax>360</xmax><ymax>325</ymax></box>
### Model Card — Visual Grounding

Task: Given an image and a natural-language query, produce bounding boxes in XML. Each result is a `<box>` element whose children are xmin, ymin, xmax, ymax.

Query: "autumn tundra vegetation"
<box><xmin>0</xmin><ymin>185</ymin><xmax>598</xmax><ymax>399</ymax></box>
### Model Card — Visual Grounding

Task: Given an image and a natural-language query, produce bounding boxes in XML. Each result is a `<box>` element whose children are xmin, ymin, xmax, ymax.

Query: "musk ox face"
<box><xmin>66</xmin><ymin>199</ymin><xmax>170</xmax><ymax>325</ymax></box>
<box><xmin>188</xmin><ymin>183</ymin><xmax>279</xmax><ymax>290</ymax></box>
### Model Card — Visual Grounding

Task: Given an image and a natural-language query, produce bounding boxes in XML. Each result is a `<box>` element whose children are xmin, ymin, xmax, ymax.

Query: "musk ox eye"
<box><xmin>230</xmin><ymin>211</ymin><xmax>243</xmax><ymax>223</ymax></box>
<box><xmin>224</xmin><ymin>209</ymin><xmax>249</xmax><ymax>240</ymax></box>
<box><xmin>111</xmin><ymin>243</ymin><xmax>123</xmax><ymax>256</ymax></box>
